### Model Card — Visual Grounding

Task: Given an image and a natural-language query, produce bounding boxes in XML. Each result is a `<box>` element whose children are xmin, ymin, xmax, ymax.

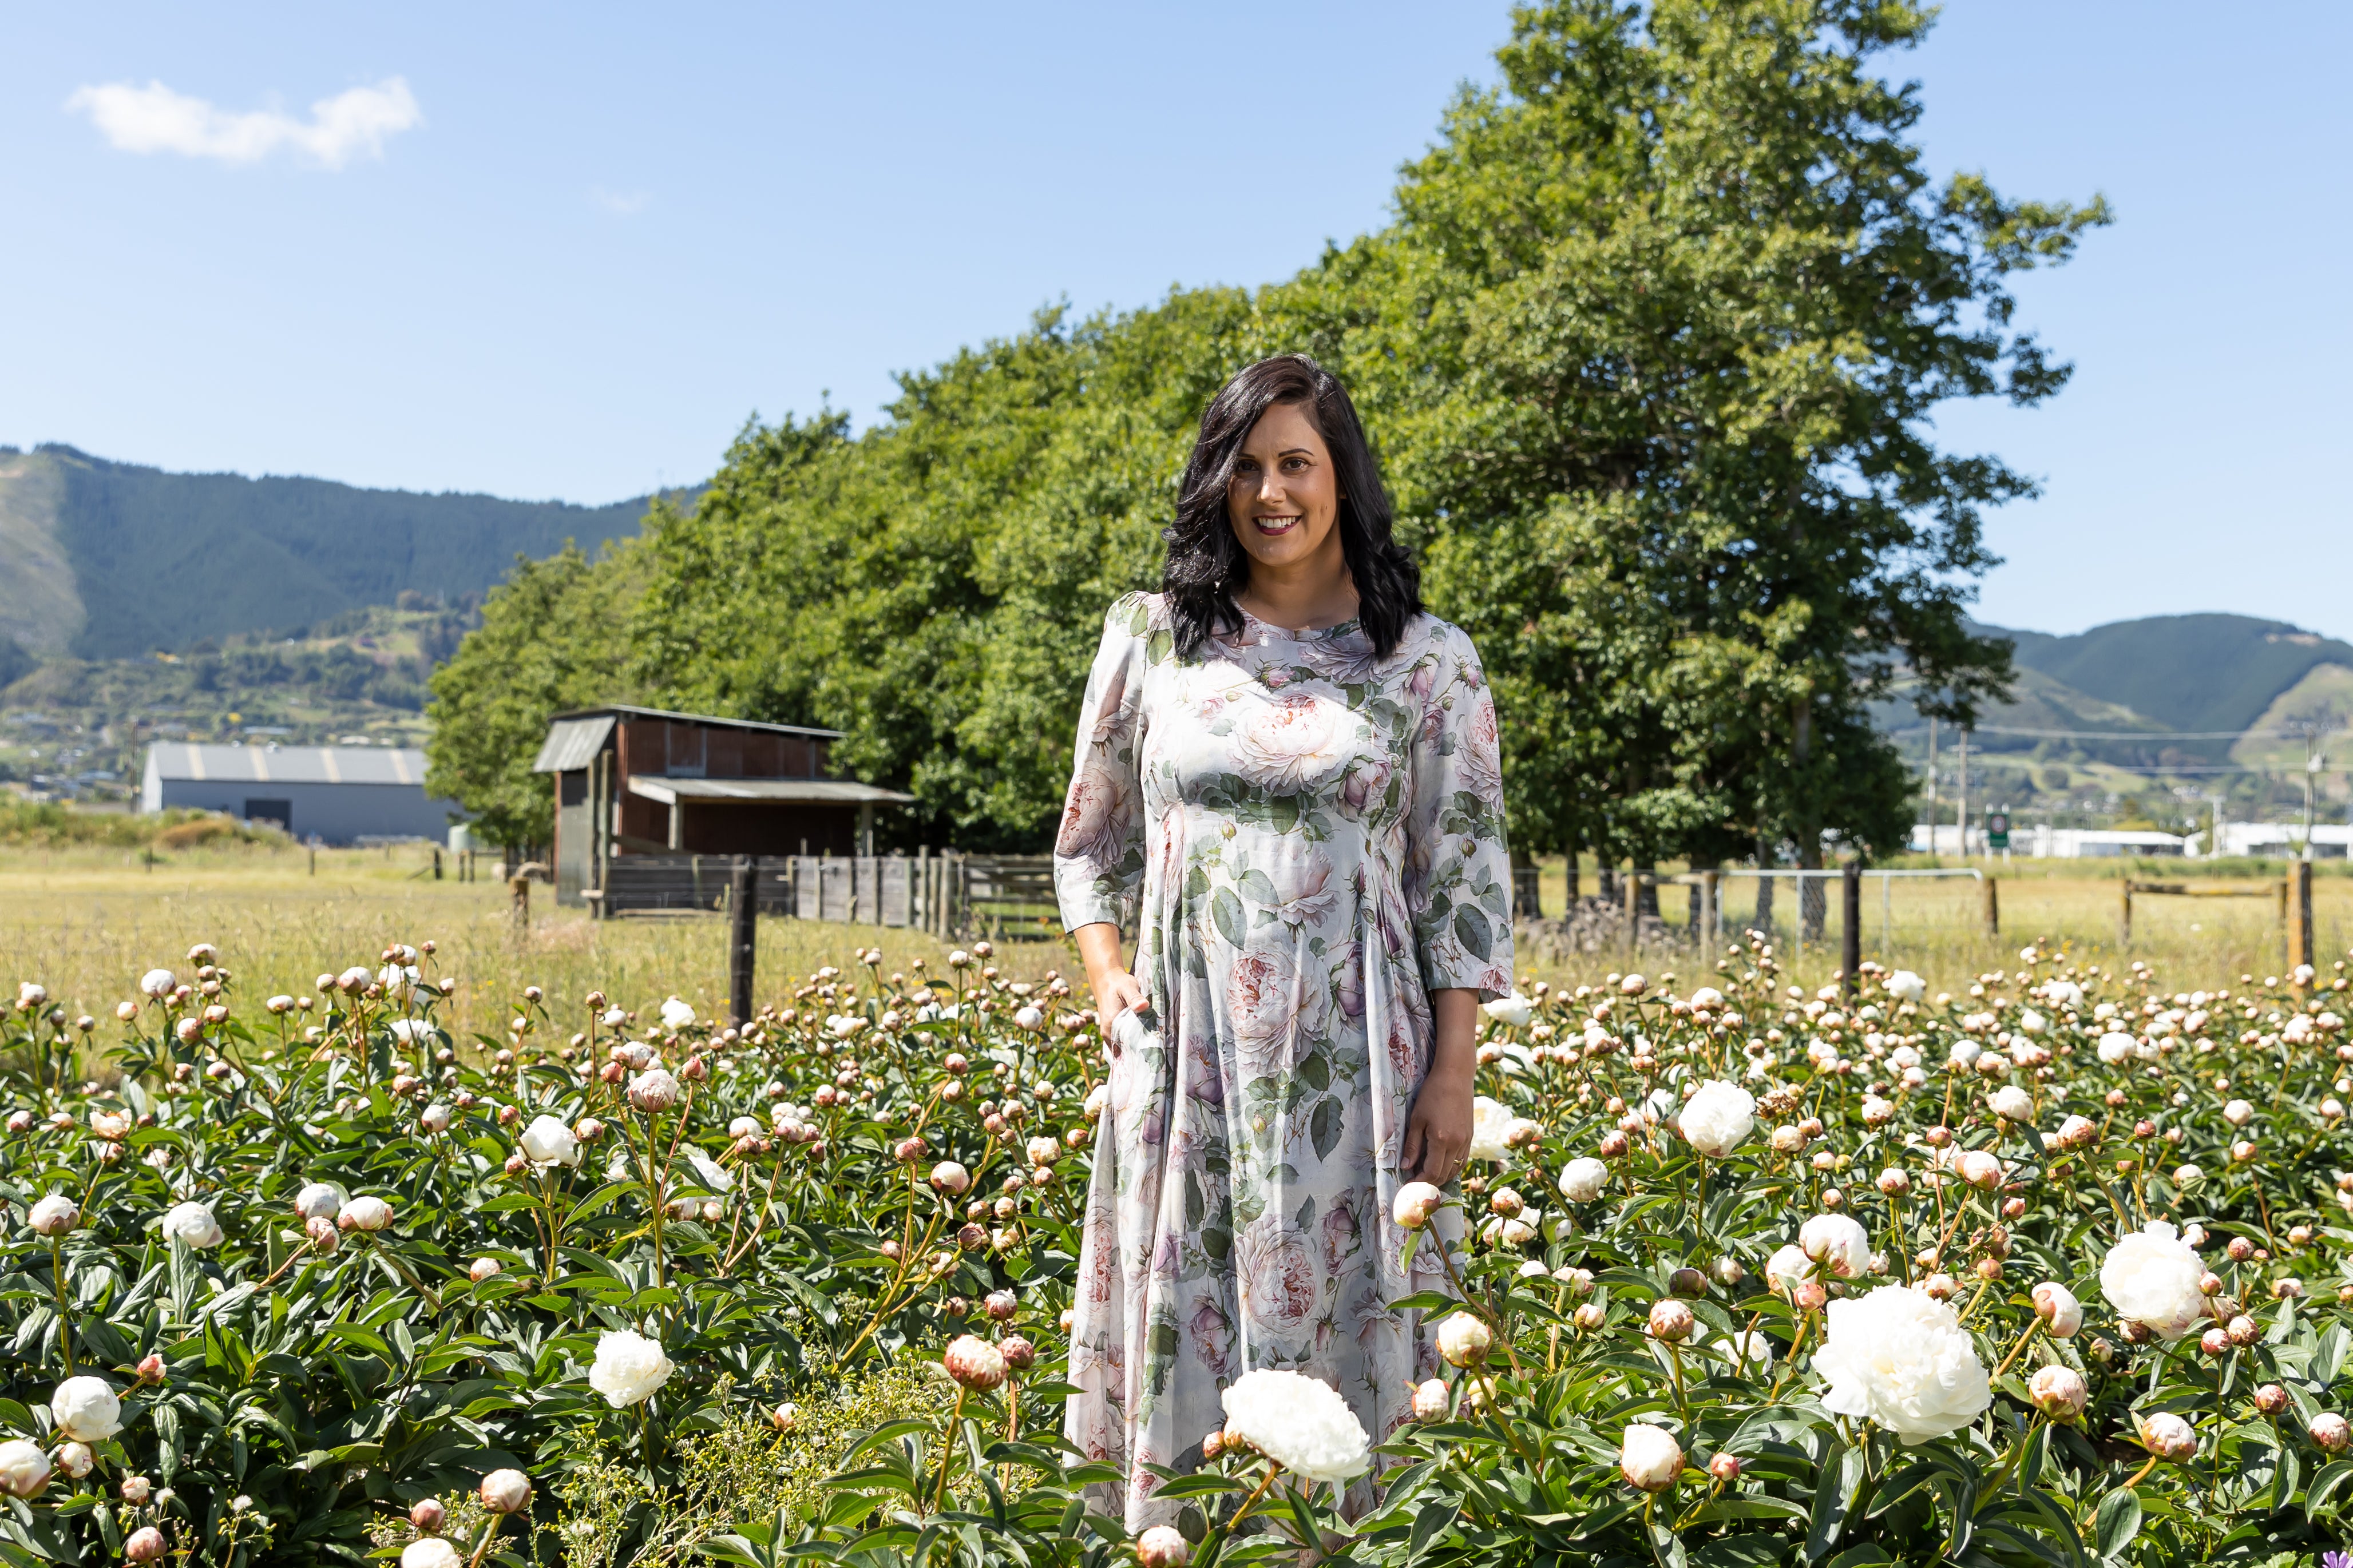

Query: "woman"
<box><xmin>1053</xmin><ymin>354</ymin><xmax>1513</xmax><ymax>1524</ymax></box>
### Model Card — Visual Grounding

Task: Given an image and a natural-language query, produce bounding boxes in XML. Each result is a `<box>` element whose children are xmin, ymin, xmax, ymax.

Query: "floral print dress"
<box><xmin>1053</xmin><ymin>592</ymin><xmax>1514</xmax><ymax>1526</ymax></box>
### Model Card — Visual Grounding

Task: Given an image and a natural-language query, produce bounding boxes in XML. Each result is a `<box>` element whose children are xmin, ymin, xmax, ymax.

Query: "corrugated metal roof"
<box><xmin>145</xmin><ymin>743</ymin><xmax>427</xmax><ymax>786</ymax></box>
<box><xmin>532</xmin><ymin>715</ymin><xmax>616</xmax><ymax>773</ymax></box>
<box><xmin>627</xmin><ymin>775</ymin><xmax>914</xmax><ymax>806</ymax></box>
<box><xmin>546</xmin><ymin>703</ymin><xmax>842</xmax><ymax>740</ymax></box>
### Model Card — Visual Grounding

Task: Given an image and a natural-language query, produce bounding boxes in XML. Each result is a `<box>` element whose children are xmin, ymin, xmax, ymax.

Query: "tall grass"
<box><xmin>1</xmin><ymin>843</ymin><xmax>2344</xmax><ymax>1035</ymax></box>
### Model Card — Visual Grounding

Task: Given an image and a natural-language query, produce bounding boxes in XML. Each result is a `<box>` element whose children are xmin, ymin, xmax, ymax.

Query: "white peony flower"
<box><xmin>1799</xmin><ymin>1214</ymin><xmax>1871</xmax><ymax>1279</ymax></box>
<box><xmin>627</xmin><ymin>1069</ymin><xmax>681</xmax><ymax>1113</ymax></box>
<box><xmin>161</xmin><ymin>1202</ymin><xmax>222</xmax><ymax>1248</ymax></box>
<box><xmin>139</xmin><ymin>968</ymin><xmax>175</xmax><ymax>998</ymax></box>
<box><xmin>2096</xmin><ymin>1033</ymin><xmax>2136</xmax><ymax>1065</ymax></box>
<box><xmin>601</xmin><ymin>1006</ymin><xmax>628</xmax><ymax>1027</ymax></box>
<box><xmin>2221</xmin><ymin>1099</ymin><xmax>2253</xmax><ymax>1127</ymax></box>
<box><xmin>1987</xmin><ymin>1086</ymin><xmax>2034</xmax><ymax>1122</ymax></box>
<box><xmin>520</xmin><ymin>1114</ymin><xmax>581</xmax><ymax>1168</ymax></box>
<box><xmin>28</xmin><ymin>1194</ymin><xmax>79</xmax><ymax>1236</ymax></box>
<box><xmin>2018</xmin><ymin>1009</ymin><xmax>2046</xmax><ymax>1035</ymax></box>
<box><xmin>660</xmin><ymin>997</ymin><xmax>697</xmax><ymax>1030</ymax></box>
<box><xmin>2100</xmin><ymin>1221</ymin><xmax>2207</xmax><ymax>1340</ymax></box>
<box><xmin>293</xmin><ymin>1182</ymin><xmax>345</xmax><ymax>1221</ymax></box>
<box><xmin>589</xmin><ymin>1328</ymin><xmax>673</xmax><ymax>1406</ymax></box>
<box><xmin>1619</xmin><ymin>1423</ymin><xmax>1683</xmax><ymax>1491</ymax></box>
<box><xmin>2046</xmin><ymin>981</ymin><xmax>2083</xmax><ymax>1009</ymax></box>
<box><xmin>402</xmin><ymin>1540</ymin><xmax>462</xmax><ymax>1568</ymax></box>
<box><xmin>1717</xmin><ymin>1329</ymin><xmax>1774</xmax><ymax>1368</ymax></box>
<box><xmin>1765</xmin><ymin>1243</ymin><xmax>1811</xmax><ymax>1296</ymax></box>
<box><xmin>1946</xmin><ymin>1041</ymin><xmax>1981</xmax><ymax>1070</ymax></box>
<box><xmin>1814</xmin><ymin>1284</ymin><xmax>1991</xmax><ymax>1444</ymax></box>
<box><xmin>2031</xmin><ymin>1281</ymin><xmax>2083</xmax><ymax>1337</ymax></box>
<box><xmin>1884</xmin><ymin>971</ymin><xmax>1927</xmax><ymax>1003</ymax></box>
<box><xmin>1467</xmin><ymin>1097</ymin><xmax>1514</xmax><ymax>1162</ymax></box>
<box><xmin>339</xmin><ymin>1196</ymin><xmax>394</xmax><ymax>1232</ymax></box>
<box><xmin>1481</xmin><ymin>993</ymin><xmax>1535</xmax><ymax>1028</ymax></box>
<box><xmin>50</xmin><ymin>1376</ymin><xmax>122</xmax><ymax>1442</ymax></box>
<box><xmin>1678</xmin><ymin>1080</ymin><xmax>1756</xmax><ymax>1158</ymax></box>
<box><xmin>387</xmin><ymin>1018</ymin><xmax>434</xmax><ymax>1043</ymax></box>
<box><xmin>0</xmin><ymin>1439</ymin><xmax>49</xmax><ymax>1498</ymax></box>
<box><xmin>1219</xmin><ymin>1368</ymin><xmax>1371</xmax><ymax>1483</ymax></box>
<box><xmin>1557</xmin><ymin>1157</ymin><xmax>1609</xmax><ymax>1204</ymax></box>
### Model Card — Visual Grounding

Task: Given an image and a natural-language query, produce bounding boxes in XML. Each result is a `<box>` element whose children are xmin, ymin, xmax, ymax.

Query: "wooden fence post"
<box><xmin>2120</xmin><ymin>880</ymin><xmax>2133</xmax><ymax>946</ymax></box>
<box><xmin>2289</xmin><ymin>860</ymin><xmax>2315</xmax><ymax>991</ymax></box>
<box><xmin>728</xmin><ymin>856</ymin><xmax>757</xmax><ymax>1025</ymax></box>
<box><xmin>1700</xmin><ymin>870</ymin><xmax>1719</xmax><ymax>960</ymax></box>
<box><xmin>1982</xmin><ymin>876</ymin><xmax>1999</xmax><ymax>938</ymax></box>
<box><xmin>1841</xmin><ymin>861</ymin><xmax>1861</xmax><ymax>1000</ymax></box>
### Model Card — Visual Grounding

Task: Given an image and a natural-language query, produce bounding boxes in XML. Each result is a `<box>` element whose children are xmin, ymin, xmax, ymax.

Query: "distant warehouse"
<box><xmin>140</xmin><ymin>743</ymin><xmax>459</xmax><ymax>844</ymax></box>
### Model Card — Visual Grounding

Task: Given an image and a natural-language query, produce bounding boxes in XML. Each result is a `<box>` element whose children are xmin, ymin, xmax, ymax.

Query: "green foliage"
<box><xmin>445</xmin><ymin>0</ymin><xmax>2109</xmax><ymax>869</ymax></box>
<box><xmin>0</xmin><ymin>803</ymin><xmax>283</xmax><ymax>850</ymax></box>
<box><xmin>624</xmin><ymin>297</ymin><xmax>1254</xmax><ymax>848</ymax></box>
<box><xmin>1262</xmin><ymin>0</ymin><xmax>2108</xmax><ymax>865</ymax></box>
<box><xmin>424</xmin><ymin>541</ymin><xmax>650</xmax><ymax>847</ymax></box>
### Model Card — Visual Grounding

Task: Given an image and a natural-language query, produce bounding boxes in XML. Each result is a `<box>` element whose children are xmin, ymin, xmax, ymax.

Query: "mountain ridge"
<box><xmin>0</xmin><ymin>444</ymin><xmax>667</xmax><ymax>663</ymax></box>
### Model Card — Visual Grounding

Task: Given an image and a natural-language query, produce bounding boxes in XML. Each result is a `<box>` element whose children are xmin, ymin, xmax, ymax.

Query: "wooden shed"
<box><xmin>531</xmin><ymin>704</ymin><xmax>914</xmax><ymax>908</ymax></box>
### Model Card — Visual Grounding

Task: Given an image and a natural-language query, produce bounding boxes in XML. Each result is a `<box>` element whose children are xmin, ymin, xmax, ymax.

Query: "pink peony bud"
<box><xmin>410</xmin><ymin>1498</ymin><xmax>447</xmax><ymax>1532</ymax></box>
<box><xmin>2029</xmin><ymin>1364</ymin><xmax>2087</xmax><ymax>1422</ymax></box>
<box><xmin>2312</xmin><ymin>1412</ymin><xmax>2351</xmax><ymax>1452</ymax></box>
<box><xmin>943</xmin><ymin>1334</ymin><xmax>1008</xmax><ymax>1391</ymax></box>
<box><xmin>125</xmin><ymin>1527</ymin><xmax>166</xmax><ymax>1563</ymax></box>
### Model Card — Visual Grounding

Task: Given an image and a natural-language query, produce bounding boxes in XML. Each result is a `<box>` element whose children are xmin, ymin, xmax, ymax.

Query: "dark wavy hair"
<box><xmin>1162</xmin><ymin>354</ymin><xmax>1422</xmax><ymax>660</ymax></box>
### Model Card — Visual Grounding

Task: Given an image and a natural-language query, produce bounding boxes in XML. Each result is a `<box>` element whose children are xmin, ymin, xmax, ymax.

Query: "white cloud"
<box><xmin>592</xmin><ymin>186</ymin><xmax>650</xmax><ymax>215</ymax></box>
<box><xmin>65</xmin><ymin>76</ymin><xmax>421</xmax><ymax>168</ymax></box>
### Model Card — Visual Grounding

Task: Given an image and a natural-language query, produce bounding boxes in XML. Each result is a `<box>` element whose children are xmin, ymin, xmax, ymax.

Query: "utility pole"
<box><xmin>2304</xmin><ymin>727</ymin><xmax>2324</xmax><ymax>863</ymax></box>
<box><xmin>1926</xmin><ymin>717</ymin><xmax>1939</xmax><ymax>856</ymax></box>
<box><xmin>1958</xmin><ymin>728</ymin><xmax>1971</xmax><ymax>860</ymax></box>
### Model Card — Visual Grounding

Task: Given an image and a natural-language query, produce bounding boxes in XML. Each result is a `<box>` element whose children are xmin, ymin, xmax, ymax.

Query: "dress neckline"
<box><xmin>1235</xmin><ymin>605</ymin><xmax>1363</xmax><ymax>644</ymax></box>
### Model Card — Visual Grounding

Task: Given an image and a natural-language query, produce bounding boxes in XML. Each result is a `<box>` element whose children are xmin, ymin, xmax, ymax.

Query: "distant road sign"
<box><xmin>1987</xmin><ymin>808</ymin><xmax>2011</xmax><ymax>850</ymax></box>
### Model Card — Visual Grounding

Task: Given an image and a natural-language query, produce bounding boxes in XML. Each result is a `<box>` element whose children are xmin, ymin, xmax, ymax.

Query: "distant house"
<box><xmin>141</xmin><ymin>743</ymin><xmax>458</xmax><ymax>844</ymax></box>
<box><xmin>2188</xmin><ymin>822</ymin><xmax>2353</xmax><ymax>859</ymax></box>
<box><xmin>530</xmin><ymin>705</ymin><xmax>915</xmax><ymax>907</ymax></box>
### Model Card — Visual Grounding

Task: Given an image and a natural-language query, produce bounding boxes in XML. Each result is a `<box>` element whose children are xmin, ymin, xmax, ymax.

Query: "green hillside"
<box><xmin>0</xmin><ymin>444</ymin><xmax>665</xmax><ymax>662</ymax></box>
<box><xmin>1986</xmin><ymin>613</ymin><xmax>2353</xmax><ymax>735</ymax></box>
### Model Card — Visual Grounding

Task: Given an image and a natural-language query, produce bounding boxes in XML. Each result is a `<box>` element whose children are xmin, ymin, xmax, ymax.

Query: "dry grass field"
<box><xmin>0</xmin><ymin>843</ymin><xmax>2346</xmax><ymax>1037</ymax></box>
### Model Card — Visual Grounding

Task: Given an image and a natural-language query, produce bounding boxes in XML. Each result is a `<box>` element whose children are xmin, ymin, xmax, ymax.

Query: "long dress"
<box><xmin>1052</xmin><ymin>591</ymin><xmax>1514</xmax><ymax>1526</ymax></box>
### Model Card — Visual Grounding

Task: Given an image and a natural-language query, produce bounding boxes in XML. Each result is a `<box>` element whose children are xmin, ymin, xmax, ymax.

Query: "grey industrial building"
<box><xmin>140</xmin><ymin>743</ymin><xmax>459</xmax><ymax>844</ymax></box>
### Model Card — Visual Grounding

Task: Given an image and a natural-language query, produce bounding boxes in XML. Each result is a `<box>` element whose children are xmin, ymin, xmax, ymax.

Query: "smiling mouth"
<box><xmin>1251</xmin><ymin>514</ymin><xmax>1301</xmax><ymax>537</ymax></box>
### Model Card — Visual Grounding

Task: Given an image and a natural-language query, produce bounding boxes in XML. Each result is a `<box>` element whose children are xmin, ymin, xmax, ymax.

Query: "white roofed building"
<box><xmin>140</xmin><ymin>743</ymin><xmax>459</xmax><ymax>844</ymax></box>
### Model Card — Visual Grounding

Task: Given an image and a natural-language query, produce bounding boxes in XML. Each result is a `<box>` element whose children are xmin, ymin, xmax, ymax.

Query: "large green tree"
<box><xmin>423</xmin><ymin>541</ymin><xmax>648</xmax><ymax>848</ymax></box>
<box><xmin>1270</xmin><ymin>0</ymin><xmax>2106</xmax><ymax>875</ymax></box>
<box><xmin>434</xmin><ymin>0</ymin><xmax>2104</xmax><ymax>874</ymax></box>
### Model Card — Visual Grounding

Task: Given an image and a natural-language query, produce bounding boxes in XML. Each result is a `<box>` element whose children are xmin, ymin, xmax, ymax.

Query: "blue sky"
<box><xmin>2</xmin><ymin>3</ymin><xmax>2346</xmax><ymax>640</ymax></box>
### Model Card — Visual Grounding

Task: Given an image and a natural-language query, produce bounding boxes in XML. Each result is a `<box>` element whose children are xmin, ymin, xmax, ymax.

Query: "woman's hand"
<box><xmin>1401</xmin><ymin>1070</ymin><xmax>1471</xmax><ymax>1185</ymax></box>
<box><xmin>1403</xmin><ymin>988</ymin><xmax>1480</xmax><ymax>1185</ymax></box>
<box><xmin>1073</xmin><ymin>922</ymin><xmax>1147</xmax><ymax>1045</ymax></box>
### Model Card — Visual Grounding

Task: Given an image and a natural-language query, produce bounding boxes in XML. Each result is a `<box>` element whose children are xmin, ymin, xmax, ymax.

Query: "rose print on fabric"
<box><xmin>1229</xmin><ymin>690</ymin><xmax>1349</xmax><ymax>792</ymax></box>
<box><xmin>1052</xmin><ymin>593</ymin><xmax>1513</xmax><ymax>1529</ymax></box>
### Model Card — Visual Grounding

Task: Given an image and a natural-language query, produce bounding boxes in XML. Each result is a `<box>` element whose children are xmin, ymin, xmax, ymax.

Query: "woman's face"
<box><xmin>1226</xmin><ymin>399</ymin><xmax>1342</xmax><ymax>575</ymax></box>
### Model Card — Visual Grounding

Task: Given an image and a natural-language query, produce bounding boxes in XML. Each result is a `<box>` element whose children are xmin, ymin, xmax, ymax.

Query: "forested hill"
<box><xmin>0</xmin><ymin>443</ymin><xmax>663</xmax><ymax>662</ymax></box>
<box><xmin>1985</xmin><ymin>614</ymin><xmax>2353</xmax><ymax>735</ymax></box>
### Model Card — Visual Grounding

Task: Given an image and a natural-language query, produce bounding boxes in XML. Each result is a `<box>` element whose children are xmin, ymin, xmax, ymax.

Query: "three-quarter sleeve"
<box><xmin>1402</xmin><ymin>623</ymin><xmax>1516</xmax><ymax>998</ymax></box>
<box><xmin>1053</xmin><ymin>595</ymin><xmax>1152</xmax><ymax>932</ymax></box>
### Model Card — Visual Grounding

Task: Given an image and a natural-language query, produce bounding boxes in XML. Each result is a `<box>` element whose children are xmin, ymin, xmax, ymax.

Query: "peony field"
<box><xmin>5</xmin><ymin>934</ymin><xmax>2353</xmax><ymax>1567</ymax></box>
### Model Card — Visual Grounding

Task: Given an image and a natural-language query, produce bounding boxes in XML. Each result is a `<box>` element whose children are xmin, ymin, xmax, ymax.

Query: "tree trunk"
<box><xmin>1634</xmin><ymin>860</ymin><xmax>1658</xmax><ymax>920</ymax></box>
<box><xmin>1753</xmin><ymin>839</ymin><xmax>1776</xmax><ymax>935</ymax></box>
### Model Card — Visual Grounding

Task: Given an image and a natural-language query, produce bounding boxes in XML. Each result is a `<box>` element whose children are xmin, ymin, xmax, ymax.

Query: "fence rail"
<box><xmin>591</xmin><ymin>850</ymin><xmax>1065</xmax><ymax>939</ymax></box>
